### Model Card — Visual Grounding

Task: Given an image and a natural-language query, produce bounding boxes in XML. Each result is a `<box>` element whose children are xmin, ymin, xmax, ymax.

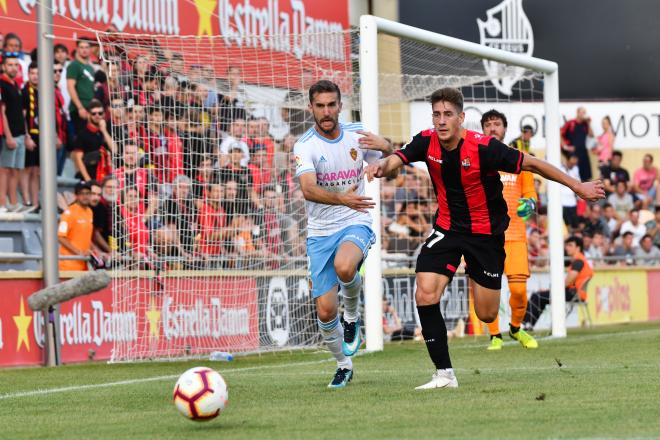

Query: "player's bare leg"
<box><xmin>414</xmin><ymin>272</ymin><xmax>458</xmax><ymax>390</ymax></box>
<box><xmin>334</xmin><ymin>241</ymin><xmax>365</xmax><ymax>356</ymax></box>
<box><xmin>316</xmin><ymin>289</ymin><xmax>353</xmax><ymax>388</ymax></box>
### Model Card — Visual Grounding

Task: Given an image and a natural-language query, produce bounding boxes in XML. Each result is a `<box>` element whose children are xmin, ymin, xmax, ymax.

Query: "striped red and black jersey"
<box><xmin>395</xmin><ymin>129</ymin><xmax>523</xmax><ymax>236</ymax></box>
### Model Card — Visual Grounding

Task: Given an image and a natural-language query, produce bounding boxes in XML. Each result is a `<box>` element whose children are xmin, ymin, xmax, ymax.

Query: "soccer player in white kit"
<box><xmin>294</xmin><ymin>80</ymin><xmax>392</xmax><ymax>388</ymax></box>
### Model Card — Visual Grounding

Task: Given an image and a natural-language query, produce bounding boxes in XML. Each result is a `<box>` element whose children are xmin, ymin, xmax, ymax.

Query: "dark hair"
<box><xmin>622</xmin><ymin>231</ymin><xmax>634</xmax><ymax>238</ymax></box>
<box><xmin>77</xmin><ymin>37</ymin><xmax>93</xmax><ymax>47</ymax></box>
<box><xmin>3</xmin><ymin>33</ymin><xmax>22</xmax><ymax>49</ymax></box>
<box><xmin>94</xmin><ymin>70</ymin><xmax>107</xmax><ymax>83</ymax></box>
<box><xmin>603</xmin><ymin>203</ymin><xmax>613</xmax><ymax>209</ymax></box>
<box><xmin>641</xmin><ymin>234</ymin><xmax>653</xmax><ymax>242</ymax></box>
<box><xmin>522</xmin><ymin>124</ymin><xmax>534</xmax><ymax>133</ymax></box>
<box><xmin>565</xmin><ymin>236</ymin><xmax>584</xmax><ymax>252</ymax></box>
<box><xmin>87</xmin><ymin>98</ymin><xmax>104</xmax><ymax>111</ymax></box>
<box><xmin>54</xmin><ymin>43</ymin><xmax>69</xmax><ymax>54</ymax></box>
<box><xmin>612</xmin><ymin>150</ymin><xmax>623</xmax><ymax>158</ymax></box>
<box><xmin>480</xmin><ymin>109</ymin><xmax>507</xmax><ymax>129</ymax></box>
<box><xmin>28</xmin><ymin>61</ymin><xmax>38</xmax><ymax>70</ymax></box>
<box><xmin>430</xmin><ymin>87</ymin><xmax>464</xmax><ymax>112</ymax></box>
<box><xmin>308</xmin><ymin>80</ymin><xmax>340</xmax><ymax>104</ymax></box>
<box><xmin>88</xmin><ymin>180</ymin><xmax>101</xmax><ymax>188</ymax></box>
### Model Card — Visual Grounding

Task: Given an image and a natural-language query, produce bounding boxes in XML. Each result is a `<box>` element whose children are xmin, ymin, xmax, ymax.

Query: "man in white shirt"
<box><xmin>560</xmin><ymin>153</ymin><xmax>581</xmax><ymax>229</ymax></box>
<box><xmin>219</xmin><ymin>119</ymin><xmax>250</xmax><ymax>167</ymax></box>
<box><xmin>620</xmin><ymin>209</ymin><xmax>647</xmax><ymax>247</ymax></box>
<box><xmin>294</xmin><ymin>80</ymin><xmax>391</xmax><ymax>388</ymax></box>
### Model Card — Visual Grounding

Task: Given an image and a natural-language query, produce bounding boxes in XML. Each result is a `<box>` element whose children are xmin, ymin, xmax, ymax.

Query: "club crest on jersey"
<box><xmin>462</xmin><ymin>157</ymin><xmax>471</xmax><ymax>169</ymax></box>
<box><xmin>477</xmin><ymin>0</ymin><xmax>534</xmax><ymax>96</ymax></box>
<box><xmin>350</xmin><ymin>148</ymin><xmax>358</xmax><ymax>161</ymax></box>
<box><xmin>295</xmin><ymin>155</ymin><xmax>302</xmax><ymax>168</ymax></box>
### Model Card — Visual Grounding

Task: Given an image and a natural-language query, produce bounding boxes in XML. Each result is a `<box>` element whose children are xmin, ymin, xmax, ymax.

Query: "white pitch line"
<box><xmin>1</xmin><ymin>327</ymin><xmax>658</xmax><ymax>400</ymax></box>
<box><xmin>0</xmin><ymin>356</ymin><xmax>344</xmax><ymax>401</ymax></box>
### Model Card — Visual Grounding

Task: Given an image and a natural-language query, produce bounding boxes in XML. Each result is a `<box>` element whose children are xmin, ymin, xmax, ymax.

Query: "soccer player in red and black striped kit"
<box><xmin>366</xmin><ymin>88</ymin><xmax>605</xmax><ymax>389</ymax></box>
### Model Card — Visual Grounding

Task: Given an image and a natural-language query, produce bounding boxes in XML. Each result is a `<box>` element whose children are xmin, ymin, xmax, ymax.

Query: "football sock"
<box><xmin>508</xmin><ymin>281</ymin><xmax>528</xmax><ymax>328</ymax></box>
<box><xmin>491</xmin><ymin>333</ymin><xmax>503</xmax><ymax>340</ymax></box>
<box><xmin>339</xmin><ymin>272</ymin><xmax>361</xmax><ymax>323</ymax></box>
<box><xmin>510</xmin><ymin>324</ymin><xmax>520</xmax><ymax>334</ymax></box>
<box><xmin>318</xmin><ymin>317</ymin><xmax>352</xmax><ymax>370</ymax></box>
<box><xmin>417</xmin><ymin>303</ymin><xmax>452</xmax><ymax>369</ymax></box>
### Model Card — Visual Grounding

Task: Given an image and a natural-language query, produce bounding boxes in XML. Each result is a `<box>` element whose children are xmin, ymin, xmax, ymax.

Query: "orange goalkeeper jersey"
<box><xmin>500</xmin><ymin>170</ymin><xmax>537</xmax><ymax>243</ymax></box>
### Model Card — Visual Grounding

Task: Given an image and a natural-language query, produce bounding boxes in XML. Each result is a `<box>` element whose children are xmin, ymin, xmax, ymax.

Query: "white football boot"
<box><xmin>415</xmin><ymin>369</ymin><xmax>459</xmax><ymax>390</ymax></box>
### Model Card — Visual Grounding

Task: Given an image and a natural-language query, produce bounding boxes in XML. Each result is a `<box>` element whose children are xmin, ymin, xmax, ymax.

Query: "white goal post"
<box><xmin>359</xmin><ymin>15</ymin><xmax>565</xmax><ymax>352</ymax></box>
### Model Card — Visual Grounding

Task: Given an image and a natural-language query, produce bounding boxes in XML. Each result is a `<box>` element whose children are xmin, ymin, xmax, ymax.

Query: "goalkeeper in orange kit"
<box><xmin>480</xmin><ymin>110</ymin><xmax>539</xmax><ymax>350</ymax></box>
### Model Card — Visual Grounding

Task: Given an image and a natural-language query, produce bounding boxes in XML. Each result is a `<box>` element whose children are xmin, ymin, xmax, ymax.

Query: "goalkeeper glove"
<box><xmin>516</xmin><ymin>198</ymin><xmax>537</xmax><ymax>221</ymax></box>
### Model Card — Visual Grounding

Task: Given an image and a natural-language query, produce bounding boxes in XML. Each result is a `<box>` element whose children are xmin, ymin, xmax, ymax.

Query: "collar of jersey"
<box><xmin>313</xmin><ymin>126</ymin><xmax>344</xmax><ymax>144</ymax></box>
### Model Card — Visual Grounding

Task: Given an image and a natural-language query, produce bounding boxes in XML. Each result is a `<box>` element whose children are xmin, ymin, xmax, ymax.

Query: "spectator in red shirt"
<box><xmin>120</xmin><ymin>186</ymin><xmax>152</xmax><ymax>263</ymax></box>
<box><xmin>143</xmin><ymin>107</ymin><xmax>183</xmax><ymax>184</ymax></box>
<box><xmin>561</xmin><ymin>107</ymin><xmax>594</xmax><ymax>181</ymax></box>
<box><xmin>248</xmin><ymin>145</ymin><xmax>271</xmax><ymax>196</ymax></box>
<box><xmin>197</xmin><ymin>182</ymin><xmax>228</xmax><ymax>265</ymax></box>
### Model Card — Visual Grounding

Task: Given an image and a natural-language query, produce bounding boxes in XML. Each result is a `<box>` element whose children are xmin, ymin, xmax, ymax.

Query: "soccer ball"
<box><xmin>173</xmin><ymin>367</ymin><xmax>228</xmax><ymax>421</ymax></box>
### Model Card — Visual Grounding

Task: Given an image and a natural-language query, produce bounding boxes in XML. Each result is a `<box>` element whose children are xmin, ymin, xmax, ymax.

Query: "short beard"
<box><xmin>315</xmin><ymin>116</ymin><xmax>337</xmax><ymax>135</ymax></box>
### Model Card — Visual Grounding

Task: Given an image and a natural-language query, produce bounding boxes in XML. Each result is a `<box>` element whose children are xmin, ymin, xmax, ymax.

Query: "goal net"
<box><xmin>99</xmin><ymin>18</ymin><xmax>563</xmax><ymax>362</ymax></box>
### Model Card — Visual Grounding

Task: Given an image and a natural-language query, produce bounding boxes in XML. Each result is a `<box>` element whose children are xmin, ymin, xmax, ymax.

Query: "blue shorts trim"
<box><xmin>307</xmin><ymin>225</ymin><xmax>375</xmax><ymax>298</ymax></box>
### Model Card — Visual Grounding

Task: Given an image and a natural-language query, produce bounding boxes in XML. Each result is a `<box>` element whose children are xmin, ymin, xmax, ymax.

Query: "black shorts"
<box><xmin>415</xmin><ymin>226</ymin><xmax>505</xmax><ymax>290</ymax></box>
<box><xmin>25</xmin><ymin>136</ymin><xmax>39</xmax><ymax>167</ymax></box>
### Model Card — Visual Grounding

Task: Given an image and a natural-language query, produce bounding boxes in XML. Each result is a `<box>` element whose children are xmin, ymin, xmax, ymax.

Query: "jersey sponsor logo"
<box><xmin>428</xmin><ymin>155</ymin><xmax>442</xmax><ymax>164</ymax></box>
<box><xmin>462</xmin><ymin>157</ymin><xmax>471</xmax><ymax>169</ymax></box>
<box><xmin>316</xmin><ymin>168</ymin><xmax>361</xmax><ymax>183</ymax></box>
<box><xmin>350</xmin><ymin>148</ymin><xmax>358</xmax><ymax>161</ymax></box>
<box><xmin>477</xmin><ymin>0</ymin><xmax>534</xmax><ymax>96</ymax></box>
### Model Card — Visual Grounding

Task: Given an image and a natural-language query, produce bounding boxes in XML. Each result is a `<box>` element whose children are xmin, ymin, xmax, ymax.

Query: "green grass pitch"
<box><xmin>2</xmin><ymin>322</ymin><xmax>659</xmax><ymax>439</ymax></box>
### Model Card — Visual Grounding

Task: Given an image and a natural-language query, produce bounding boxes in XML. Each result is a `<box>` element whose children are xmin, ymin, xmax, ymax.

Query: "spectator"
<box><xmin>607</xmin><ymin>180</ymin><xmax>634</xmax><ymax>220</ymax></box>
<box><xmin>154</xmin><ymin>174</ymin><xmax>197</xmax><ymax>258</ymax></box>
<box><xmin>67</xmin><ymin>37</ymin><xmax>96</xmax><ymax>133</ymax></box>
<box><xmin>631</xmin><ymin>154</ymin><xmax>657</xmax><ymax>209</ymax></box>
<box><xmin>53</xmin><ymin>43</ymin><xmax>71</xmax><ymax>116</ymax></box>
<box><xmin>645</xmin><ymin>206</ymin><xmax>660</xmax><ymax>248</ymax></box>
<box><xmin>592</xmin><ymin>115</ymin><xmax>615</xmax><ymax>166</ymax></box>
<box><xmin>217</xmin><ymin>66</ymin><xmax>246</xmax><ymax>132</ymax></box>
<box><xmin>20</xmin><ymin>62</ymin><xmax>40</xmax><ymax>213</ymax></box>
<box><xmin>58</xmin><ymin>181</ymin><xmax>94</xmax><ymax>272</ymax></box>
<box><xmin>247</xmin><ymin>116</ymin><xmax>275</xmax><ymax>166</ymax></box>
<box><xmin>524</xmin><ymin>236</ymin><xmax>593</xmax><ymax>329</ymax></box>
<box><xmin>610</xmin><ymin>231</ymin><xmax>636</xmax><ymax>266</ymax></box>
<box><xmin>54</xmin><ymin>61</ymin><xmax>68</xmax><ymax>175</ymax></box>
<box><xmin>620</xmin><ymin>209</ymin><xmax>646</xmax><ymax>247</ymax></box>
<box><xmin>0</xmin><ymin>54</ymin><xmax>29</xmax><ymax>213</ymax></box>
<box><xmin>192</xmin><ymin>156</ymin><xmax>216</xmax><ymax>201</ymax></box>
<box><xmin>229</xmin><ymin>214</ymin><xmax>265</xmax><ymax>265</ymax></box>
<box><xmin>600</xmin><ymin>150</ymin><xmax>630</xmax><ymax>194</ymax></box>
<box><xmin>583</xmin><ymin>204</ymin><xmax>610</xmax><ymax>238</ymax></box>
<box><xmin>509</xmin><ymin>124</ymin><xmax>534</xmax><ymax>153</ymax></box>
<box><xmin>218</xmin><ymin>145</ymin><xmax>260</xmax><ymax>211</ymax></box>
<box><xmin>144</xmin><ymin>107</ymin><xmax>184</xmax><ymax>184</ymax></box>
<box><xmin>281</xmin><ymin>68</ymin><xmax>315</xmax><ymax>136</ymax></box>
<box><xmin>3</xmin><ymin>33</ymin><xmax>30</xmax><ymax>83</ymax></box>
<box><xmin>561</xmin><ymin>107</ymin><xmax>593</xmax><ymax>181</ymax></box>
<box><xmin>71</xmin><ymin>99</ymin><xmax>115</xmax><ymax>181</ymax></box>
<box><xmin>197</xmin><ymin>182</ymin><xmax>228</xmax><ymax>263</ymax></box>
<box><xmin>248</xmin><ymin>145</ymin><xmax>271</xmax><ymax>195</ymax></box>
<box><xmin>87</xmin><ymin>181</ymin><xmax>111</xmax><ymax>264</ymax></box>
<box><xmin>261</xmin><ymin>184</ymin><xmax>298</xmax><ymax>263</ymax></box>
<box><xmin>91</xmin><ymin>176</ymin><xmax>117</xmax><ymax>258</ymax></box>
<box><xmin>560</xmin><ymin>153</ymin><xmax>580</xmax><ymax>229</ymax></box>
<box><xmin>169</xmin><ymin>53</ymin><xmax>187</xmax><ymax>83</ymax></box>
<box><xmin>585</xmin><ymin>231</ymin><xmax>606</xmax><ymax>266</ymax></box>
<box><xmin>119</xmin><ymin>186</ymin><xmax>152</xmax><ymax>262</ymax></box>
<box><xmin>219</xmin><ymin>118</ymin><xmax>250</xmax><ymax>167</ymax></box>
<box><xmin>635</xmin><ymin>234</ymin><xmax>660</xmax><ymax>265</ymax></box>
<box><xmin>382</xmin><ymin>299</ymin><xmax>422</xmax><ymax>342</ymax></box>
<box><xmin>602</xmin><ymin>202</ymin><xmax>620</xmax><ymax>237</ymax></box>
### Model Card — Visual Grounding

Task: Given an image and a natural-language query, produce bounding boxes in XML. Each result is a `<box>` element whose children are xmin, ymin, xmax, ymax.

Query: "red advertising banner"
<box><xmin>0</xmin><ymin>0</ymin><xmax>350</xmax><ymax>89</ymax></box>
<box><xmin>0</xmin><ymin>276</ymin><xmax>258</xmax><ymax>367</ymax></box>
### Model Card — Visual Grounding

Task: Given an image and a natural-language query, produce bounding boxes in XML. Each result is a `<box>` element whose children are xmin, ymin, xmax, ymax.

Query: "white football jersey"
<box><xmin>294</xmin><ymin>122</ymin><xmax>382</xmax><ymax>237</ymax></box>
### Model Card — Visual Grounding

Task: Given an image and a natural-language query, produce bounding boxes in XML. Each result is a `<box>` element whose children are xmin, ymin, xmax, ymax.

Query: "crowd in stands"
<box><xmin>0</xmin><ymin>31</ymin><xmax>658</xmax><ymax>271</ymax></box>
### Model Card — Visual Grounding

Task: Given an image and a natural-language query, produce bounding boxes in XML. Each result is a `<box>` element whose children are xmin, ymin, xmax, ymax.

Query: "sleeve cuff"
<box><xmin>295</xmin><ymin>168</ymin><xmax>315</xmax><ymax>177</ymax></box>
<box><xmin>394</xmin><ymin>150</ymin><xmax>409</xmax><ymax>165</ymax></box>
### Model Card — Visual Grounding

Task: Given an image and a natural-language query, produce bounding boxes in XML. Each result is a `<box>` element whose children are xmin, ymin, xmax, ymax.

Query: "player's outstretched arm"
<box><xmin>298</xmin><ymin>173</ymin><xmax>375</xmax><ymax>213</ymax></box>
<box><xmin>365</xmin><ymin>154</ymin><xmax>405</xmax><ymax>181</ymax></box>
<box><xmin>521</xmin><ymin>154</ymin><xmax>606</xmax><ymax>202</ymax></box>
<box><xmin>357</xmin><ymin>130</ymin><xmax>394</xmax><ymax>156</ymax></box>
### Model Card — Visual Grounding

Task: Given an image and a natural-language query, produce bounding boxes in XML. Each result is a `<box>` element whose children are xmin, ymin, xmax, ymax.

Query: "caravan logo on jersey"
<box><xmin>477</xmin><ymin>0</ymin><xmax>534</xmax><ymax>96</ymax></box>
